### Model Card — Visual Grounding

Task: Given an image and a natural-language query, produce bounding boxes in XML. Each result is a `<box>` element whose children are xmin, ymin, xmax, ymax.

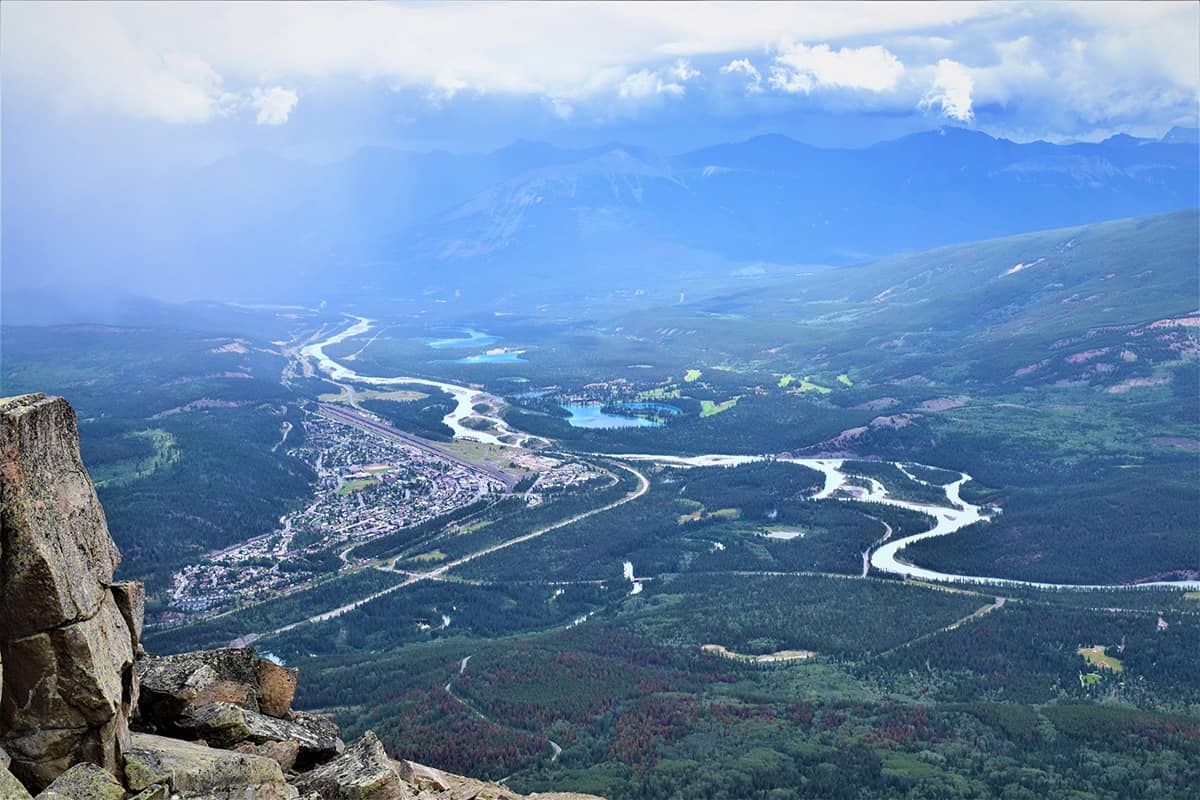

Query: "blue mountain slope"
<box><xmin>3</xmin><ymin>128</ymin><xmax>1196</xmax><ymax>306</ymax></box>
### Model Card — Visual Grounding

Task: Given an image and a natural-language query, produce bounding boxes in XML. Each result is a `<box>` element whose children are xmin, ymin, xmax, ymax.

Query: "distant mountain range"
<box><xmin>3</xmin><ymin>127</ymin><xmax>1196</xmax><ymax>309</ymax></box>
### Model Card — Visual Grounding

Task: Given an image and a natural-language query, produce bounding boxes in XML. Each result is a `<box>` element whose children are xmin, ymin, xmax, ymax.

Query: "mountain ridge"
<box><xmin>3</xmin><ymin>127</ymin><xmax>1197</xmax><ymax>309</ymax></box>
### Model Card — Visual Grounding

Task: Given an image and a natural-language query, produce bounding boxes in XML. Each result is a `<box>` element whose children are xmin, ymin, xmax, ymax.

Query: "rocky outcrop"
<box><xmin>291</xmin><ymin>731</ymin><xmax>409</xmax><ymax>800</ymax></box>
<box><xmin>33</xmin><ymin>762</ymin><xmax>125</xmax><ymax>800</ymax></box>
<box><xmin>137</xmin><ymin>647</ymin><xmax>272</xmax><ymax>727</ymax></box>
<box><xmin>123</xmin><ymin>733</ymin><xmax>297</xmax><ymax>800</ymax></box>
<box><xmin>0</xmin><ymin>394</ymin><xmax>121</xmax><ymax>636</ymax></box>
<box><xmin>0</xmin><ymin>394</ymin><xmax>138</xmax><ymax>791</ymax></box>
<box><xmin>178</xmin><ymin>702</ymin><xmax>343</xmax><ymax>764</ymax></box>
<box><xmin>0</xmin><ymin>394</ymin><xmax>600</xmax><ymax>800</ymax></box>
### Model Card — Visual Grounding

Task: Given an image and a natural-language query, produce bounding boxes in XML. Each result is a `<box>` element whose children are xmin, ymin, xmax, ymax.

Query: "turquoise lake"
<box><xmin>561</xmin><ymin>403</ymin><xmax>676</xmax><ymax>429</ymax></box>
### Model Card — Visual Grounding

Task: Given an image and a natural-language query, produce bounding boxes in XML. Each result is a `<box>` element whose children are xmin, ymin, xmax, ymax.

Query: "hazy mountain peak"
<box><xmin>1161</xmin><ymin>125</ymin><xmax>1200</xmax><ymax>144</ymax></box>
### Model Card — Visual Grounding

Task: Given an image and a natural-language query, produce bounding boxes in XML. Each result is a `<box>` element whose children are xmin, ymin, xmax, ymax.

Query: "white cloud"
<box><xmin>619</xmin><ymin>69</ymin><xmax>685</xmax><ymax>100</ymax></box>
<box><xmin>951</xmin><ymin>4</ymin><xmax>1199</xmax><ymax>139</ymax></box>
<box><xmin>920</xmin><ymin>59</ymin><xmax>974</xmax><ymax>121</ymax></box>
<box><xmin>0</xmin><ymin>0</ymin><xmax>1194</xmax><ymax>138</ymax></box>
<box><xmin>0</xmin><ymin>1</ymin><xmax>985</xmax><ymax>123</ymax></box>
<box><xmin>249</xmin><ymin>86</ymin><xmax>299</xmax><ymax>125</ymax></box>
<box><xmin>548</xmin><ymin>97</ymin><xmax>575</xmax><ymax>119</ymax></box>
<box><xmin>669</xmin><ymin>58</ymin><xmax>700</xmax><ymax>82</ymax></box>
<box><xmin>721</xmin><ymin>57</ymin><xmax>764</xmax><ymax>94</ymax></box>
<box><xmin>768</xmin><ymin>42</ymin><xmax>905</xmax><ymax>94</ymax></box>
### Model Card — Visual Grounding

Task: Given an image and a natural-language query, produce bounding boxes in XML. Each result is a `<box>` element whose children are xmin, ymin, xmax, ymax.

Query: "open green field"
<box><xmin>1078</xmin><ymin>645</ymin><xmax>1124</xmax><ymax>672</ymax></box>
<box><xmin>699</xmin><ymin>397</ymin><xmax>739</xmax><ymax>416</ymax></box>
<box><xmin>795</xmin><ymin>376</ymin><xmax>832</xmax><ymax>394</ymax></box>
<box><xmin>89</xmin><ymin>428</ymin><xmax>181</xmax><ymax>488</ymax></box>
<box><xmin>337</xmin><ymin>478</ymin><xmax>378</xmax><ymax>495</ymax></box>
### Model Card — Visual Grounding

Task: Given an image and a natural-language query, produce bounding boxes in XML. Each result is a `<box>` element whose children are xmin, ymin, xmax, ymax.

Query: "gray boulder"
<box><xmin>124</xmin><ymin>731</ymin><xmax>298</xmax><ymax>799</ymax></box>
<box><xmin>179</xmin><ymin>702</ymin><xmax>343</xmax><ymax>766</ymax></box>
<box><xmin>33</xmin><ymin>762</ymin><xmax>124</xmax><ymax>800</ymax></box>
<box><xmin>137</xmin><ymin>648</ymin><xmax>261</xmax><ymax>728</ymax></box>
<box><xmin>235</xmin><ymin>739</ymin><xmax>300</xmax><ymax>772</ymax></box>
<box><xmin>128</xmin><ymin>786</ymin><xmax>170</xmax><ymax>800</ymax></box>
<box><xmin>290</xmin><ymin>731</ymin><xmax>411</xmax><ymax>800</ymax></box>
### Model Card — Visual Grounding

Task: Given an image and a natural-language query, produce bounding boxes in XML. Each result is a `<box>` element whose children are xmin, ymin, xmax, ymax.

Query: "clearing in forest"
<box><xmin>700</xmin><ymin>397</ymin><xmax>740</xmax><ymax>417</ymax></box>
<box><xmin>701</xmin><ymin>644</ymin><xmax>816</xmax><ymax>663</ymax></box>
<box><xmin>796</xmin><ymin>376</ymin><xmax>833</xmax><ymax>394</ymax></box>
<box><xmin>1077</xmin><ymin>645</ymin><xmax>1123</xmax><ymax>672</ymax></box>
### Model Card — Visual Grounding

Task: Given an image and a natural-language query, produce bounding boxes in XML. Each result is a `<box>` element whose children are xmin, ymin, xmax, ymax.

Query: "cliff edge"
<box><xmin>0</xmin><ymin>394</ymin><xmax>600</xmax><ymax>800</ymax></box>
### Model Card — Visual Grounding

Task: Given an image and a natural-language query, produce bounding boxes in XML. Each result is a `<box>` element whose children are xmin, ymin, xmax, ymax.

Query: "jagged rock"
<box><xmin>179</xmin><ymin>702</ymin><xmax>343</xmax><ymax>766</ymax></box>
<box><xmin>284</xmin><ymin>712</ymin><xmax>344</xmax><ymax>766</ymax></box>
<box><xmin>33</xmin><ymin>762</ymin><xmax>124</xmax><ymax>800</ymax></box>
<box><xmin>2</xmin><ymin>707</ymin><xmax>134</xmax><ymax>793</ymax></box>
<box><xmin>0</xmin><ymin>728</ymin><xmax>82</xmax><ymax>789</ymax></box>
<box><xmin>1</xmin><ymin>589</ymin><xmax>136</xmax><ymax>789</ymax></box>
<box><xmin>2</xmin><ymin>592</ymin><xmax>133</xmax><ymax>732</ymax></box>
<box><xmin>290</xmin><ymin>731</ymin><xmax>410</xmax><ymax>800</ymax></box>
<box><xmin>0</xmin><ymin>394</ymin><xmax>121</xmax><ymax>639</ymax></box>
<box><xmin>256</xmin><ymin>660</ymin><xmax>299</xmax><ymax>718</ymax></box>
<box><xmin>0</xmin><ymin>591</ymin><xmax>133</xmax><ymax>722</ymax></box>
<box><xmin>236</xmin><ymin>740</ymin><xmax>300</xmax><ymax>772</ymax></box>
<box><xmin>0</xmin><ymin>394</ymin><xmax>138</xmax><ymax>791</ymax></box>
<box><xmin>177</xmin><ymin>702</ymin><xmax>253</xmax><ymax>748</ymax></box>
<box><xmin>110</xmin><ymin>581</ymin><xmax>146</xmax><ymax>654</ymax></box>
<box><xmin>124</xmin><ymin>731</ymin><xmax>298</xmax><ymax>799</ymax></box>
<box><xmin>1</xmin><ymin>757</ymin><xmax>34</xmax><ymax>800</ymax></box>
<box><xmin>137</xmin><ymin>648</ymin><xmax>261</xmax><ymax>727</ymax></box>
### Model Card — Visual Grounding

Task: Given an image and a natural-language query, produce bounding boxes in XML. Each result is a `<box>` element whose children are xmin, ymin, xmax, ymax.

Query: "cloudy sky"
<box><xmin>2</xmin><ymin>0</ymin><xmax>1198</xmax><ymax>161</ymax></box>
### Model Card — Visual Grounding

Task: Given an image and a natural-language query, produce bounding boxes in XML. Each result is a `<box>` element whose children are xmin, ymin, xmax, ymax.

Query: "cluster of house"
<box><xmin>166</xmin><ymin>415</ymin><xmax>503</xmax><ymax>614</ymax></box>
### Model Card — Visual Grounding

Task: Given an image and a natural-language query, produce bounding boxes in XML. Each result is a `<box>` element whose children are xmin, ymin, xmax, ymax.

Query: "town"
<box><xmin>166</xmin><ymin>408</ymin><xmax>603</xmax><ymax>614</ymax></box>
<box><xmin>168</xmin><ymin>411</ymin><xmax>505</xmax><ymax>611</ymax></box>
